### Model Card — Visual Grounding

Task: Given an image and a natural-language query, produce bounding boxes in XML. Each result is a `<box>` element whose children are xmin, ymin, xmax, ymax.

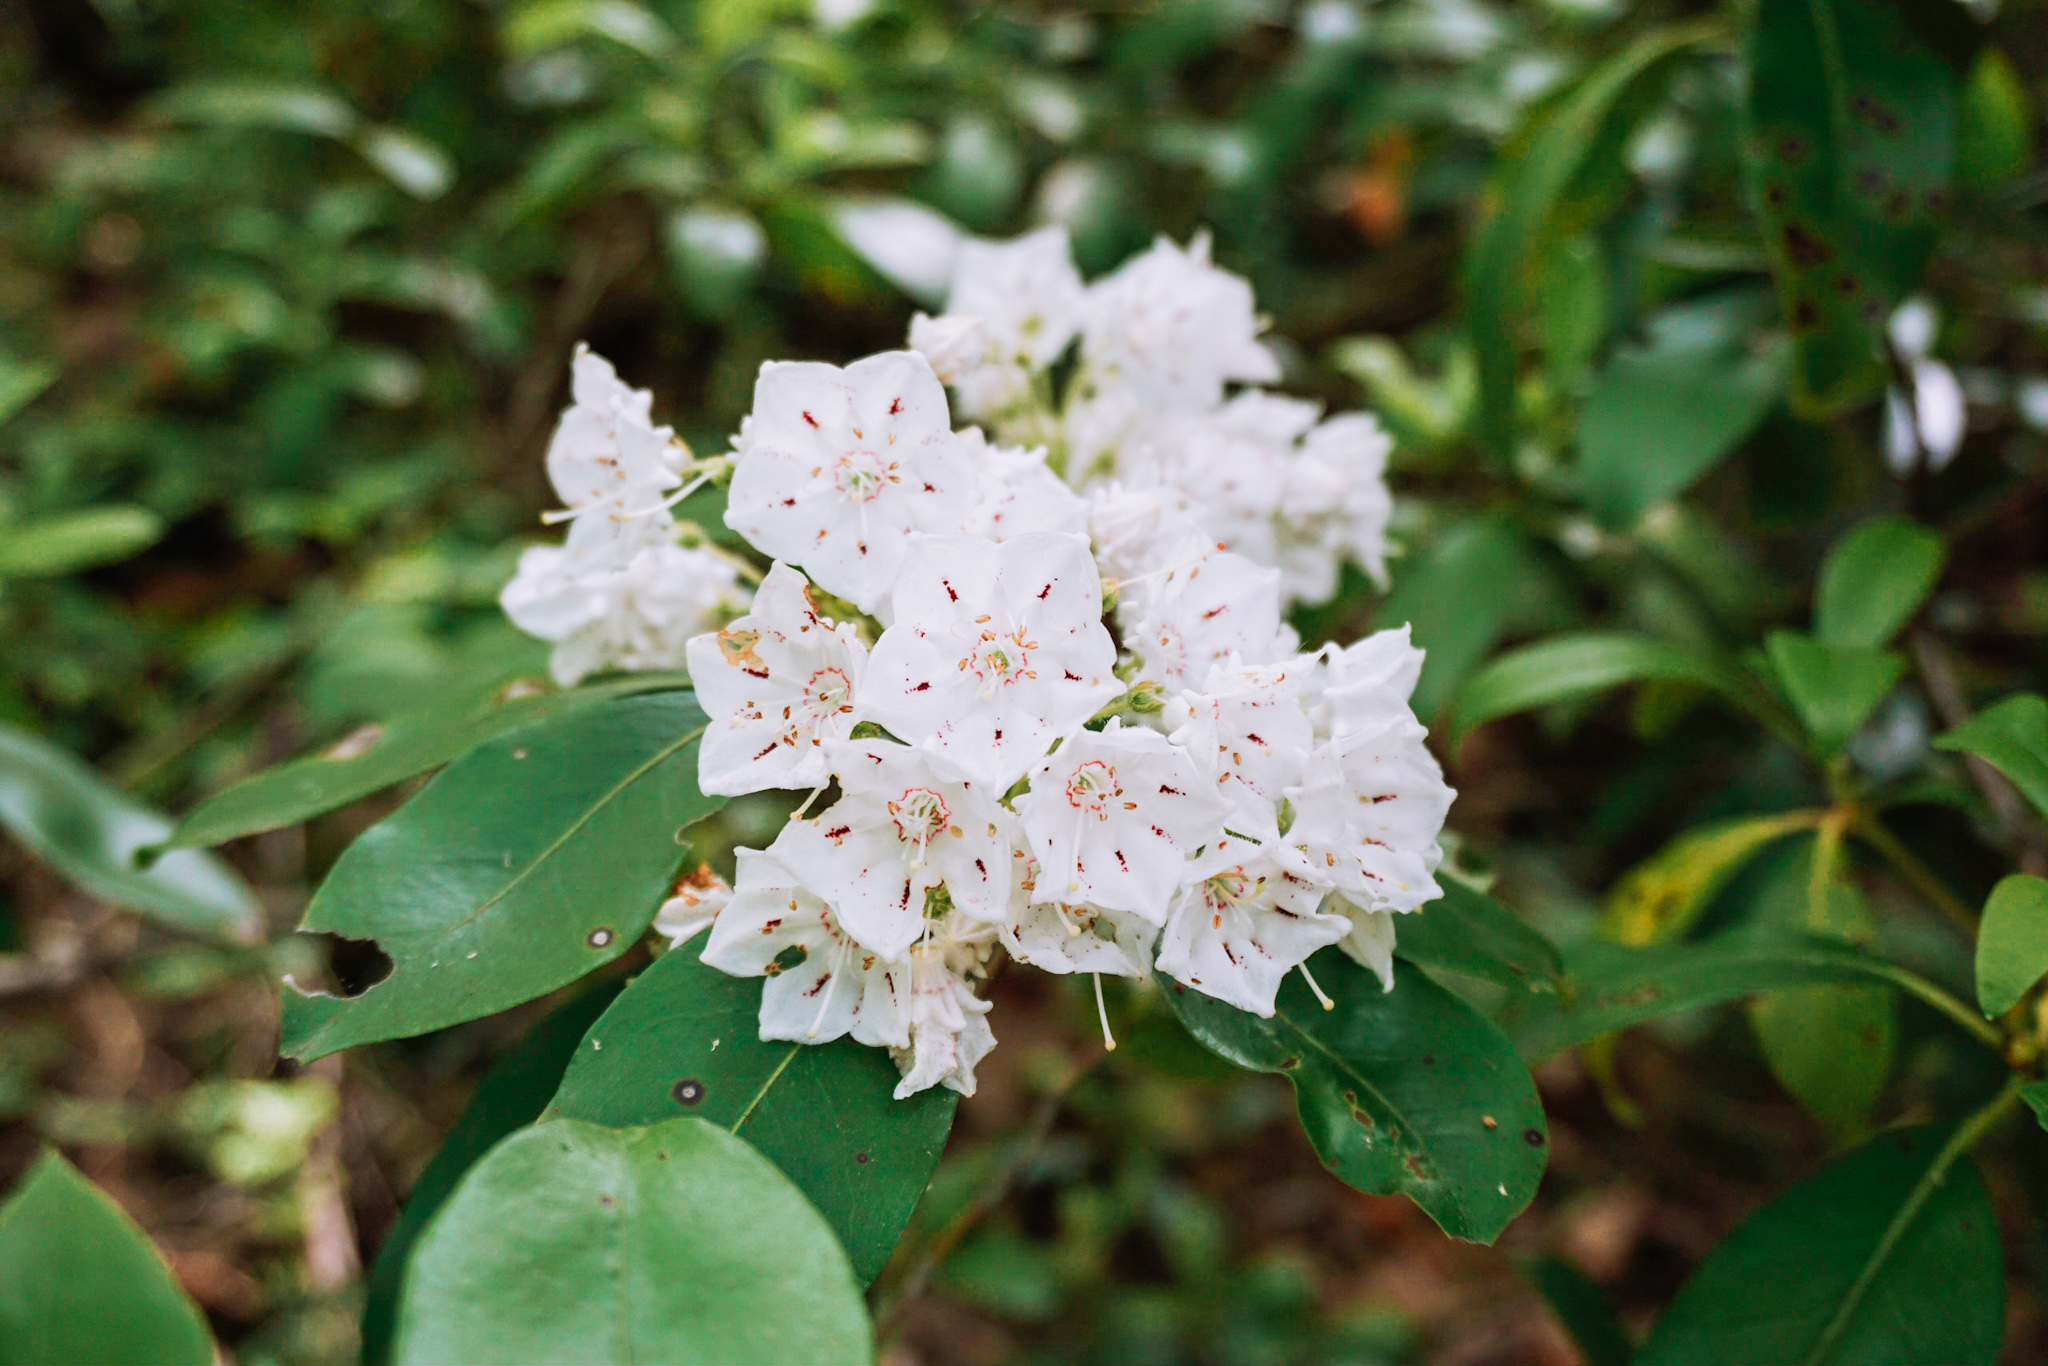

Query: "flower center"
<box><xmin>958</xmin><ymin>623</ymin><xmax>1036</xmax><ymax>693</ymax></box>
<box><xmin>1065</xmin><ymin>760</ymin><xmax>1118</xmax><ymax>815</ymax></box>
<box><xmin>833</xmin><ymin>449</ymin><xmax>897</xmax><ymax>503</ymax></box>
<box><xmin>889</xmin><ymin>788</ymin><xmax>950</xmax><ymax>847</ymax></box>
<box><xmin>803</xmin><ymin>667</ymin><xmax>854</xmax><ymax>717</ymax></box>
<box><xmin>1203</xmin><ymin>867</ymin><xmax>1264</xmax><ymax>915</ymax></box>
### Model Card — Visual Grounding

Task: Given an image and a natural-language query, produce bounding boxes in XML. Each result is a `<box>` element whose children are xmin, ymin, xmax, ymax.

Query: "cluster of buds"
<box><xmin>503</xmin><ymin>229</ymin><xmax>1454</xmax><ymax>1100</ymax></box>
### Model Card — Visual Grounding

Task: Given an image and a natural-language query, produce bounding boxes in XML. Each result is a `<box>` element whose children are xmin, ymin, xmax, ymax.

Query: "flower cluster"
<box><xmin>503</xmin><ymin>229</ymin><xmax>1454</xmax><ymax>1101</ymax></box>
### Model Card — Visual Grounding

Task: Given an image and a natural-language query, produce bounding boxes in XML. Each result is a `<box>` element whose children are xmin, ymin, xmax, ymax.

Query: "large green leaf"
<box><xmin>1935</xmin><ymin>694</ymin><xmax>2048</xmax><ymax>822</ymax></box>
<box><xmin>1465</xmin><ymin>18</ymin><xmax>1725</xmax><ymax>458</ymax></box>
<box><xmin>1377</xmin><ymin>515</ymin><xmax>1531</xmax><ymax>721</ymax></box>
<box><xmin>361</xmin><ymin>980</ymin><xmax>627</xmax><ymax>1366</ymax></box>
<box><xmin>281</xmin><ymin>691</ymin><xmax>718</xmax><ymax>1061</ymax></box>
<box><xmin>1577</xmin><ymin>290</ymin><xmax>1789</xmax><ymax>530</ymax></box>
<box><xmin>1741</xmin><ymin>0</ymin><xmax>1962</xmax><ymax>411</ymax></box>
<box><xmin>0</xmin><ymin>1150</ymin><xmax>214</xmax><ymax>1366</ymax></box>
<box><xmin>0</xmin><ymin>723</ymin><xmax>262</xmax><ymax>943</ymax></box>
<box><xmin>1162</xmin><ymin>947</ymin><xmax>1547</xmax><ymax>1243</ymax></box>
<box><xmin>1523</xmin><ymin>1255</ymin><xmax>1631</xmax><ymax>1366</ymax></box>
<box><xmin>1814</xmin><ymin>517</ymin><xmax>1946</xmax><ymax>650</ymax></box>
<box><xmin>168</xmin><ymin>672</ymin><xmax>691</xmax><ymax>849</ymax></box>
<box><xmin>1975</xmin><ymin>874</ymin><xmax>2048</xmax><ymax>1018</ymax></box>
<box><xmin>1764</xmin><ymin>632</ymin><xmax>1905</xmax><ymax>754</ymax></box>
<box><xmin>0</xmin><ymin>507</ymin><xmax>165</xmax><ymax>579</ymax></box>
<box><xmin>548</xmin><ymin>938</ymin><xmax>956</xmax><ymax>1284</ymax></box>
<box><xmin>1637</xmin><ymin>1126</ymin><xmax>2003</xmax><ymax>1364</ymax></box>
<box><xmin>1451</xmin><ymin>631</ymin><xmax>1769</xmax><ymax>746</ymax></box>
<box><xmin>390</xmin><ymin>1117</ymin><xmax>873</xmax><ymax>1365</ymax></box>
<box><xmin>1396</xmin><ymin>880</ymin><xmax>1563</xmax><ymax>991</ymax></box>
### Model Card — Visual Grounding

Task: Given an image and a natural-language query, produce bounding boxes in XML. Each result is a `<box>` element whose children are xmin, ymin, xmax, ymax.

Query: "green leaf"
<box><xmin>1162</xmin><ymin>948</ymin><xmax>1547</xmax><ymax>1243</ymax></box>
<box><xmin>280</xmin><ymin>691</ymin><xmax>719</xmax><ymax>1061</ymax></box>
<box><xmin>0</xmin><ymin>1150</ymin><xmax>214</xmax><ymax>1366</ymax></box>
<box><xmin>167</xmin><ymin>672</ymin><xmax>691</xmax><ymax>849</ymax></box>
<box><xmin>0</xmin><ymin>723</ymin><xmax>263</xmax><ymax>942</ymax></box>
<box><xmin>1379</xmin><ymin>515</ymin><xmax>1531</xmax><ymax>721</ymax></box>
<box><xmin>1765</xmin><ymin>631</ymin><xmax>1905</xmax><ymax>753</ymax></box>
<box><xmin>1956</xmin><ymin>48</ymin><xmax>2035</xmax><ymax>193</ymax></box>
<box><xmin>1522</xmin><ymin>1254</ymin><xmax>1631</xmax><ymax>1366</ymax></box>
<box><xmin>1934</xmin><ymin>693</ymin><xmax>2048</xmax><ymax>821</ymax></box>
<box><xmin>0</xmin><ymin>507</ymin><xmax>165</xmax><ymax>579</ymax></box>
<box><xmin>1451</xmin><ymin>631</ymin><xmax>1768</xmax><ymax>746</ymax></box>
<box><xmin>0</xmin><ymin>356</ymin><xmax>57</xmax><ymax>426</ymax></box>
<box><xmin>1395</xmin><ymin>880</ymin><xmax>1563</xmax><ymax>990</ymax></box>
<box><xmin>1637</xmin><ymin>1126</ymin><xmax>2003</xmax><ymax>1364</ymax></box>
<box><xmin>1465</xmin><ymin>18</ymin><xmax>1725</xmax><ymax>457</ymax></box>
<box><xmin>1814</xmin><ymin>516</ymin><xmax>1946</xmax><ymax>649</ymax></box>
<box><xmin>549</xmin><ymin>938</ymin><xmax>956</xmax><ymax>1284</ymax></box>
<box><xmin>1602</xmin><ymin>812</ymin><xmax>1814</xmax><ymax>946</ymax></box>
<box><xmin>1974</xmin><ymin>874</ymin><xmax>2048</xmax><ymax>1018</ymax></box>
<box><xmin>1577</xmin><ymin>290</ymin><xmax>1788</xmax><ymax>530</ymax></box>
<box><xmin>390</xmin><ymin>1117</ymin><xmax>873</xmax><ymax>1366</ymax></box>
<box><xmin>1741</xmin><ymin>0</ymin><xmax>1962</xmax><ymax>412</ymax></box>
<box><xmin>2021</xmin><ymin>1079</ymin><xmax>2048</xmax><ymax>1132</ymax></box>
<box><xmin>361</xmin><ymin>980</ymin><xmax>627</xmax><ymax>1366</ymax></box>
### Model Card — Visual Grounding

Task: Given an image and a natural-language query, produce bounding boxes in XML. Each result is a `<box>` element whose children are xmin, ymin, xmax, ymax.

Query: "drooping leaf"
<box><xmin>0</xmin><ymin>507</ymin><xmax>165</xmax><ymax>579</ymax></box>
<box><xmin>1974</xmin><ymin>874</ymin><xmax>2048</xmax><ymax>1018</ymax></box>
<box><xmin>390</xmin><ymin>1117</ymin><xmax>873</xmax><ymax>1366</ymax></box>
<box><xmin>361</xmin><ymin>979</ymin><xmax>627</xmax><ymax>1366</ymax></box>
<box><xmin>1577</xmin><ymin>290</ymin><xmax>1789</xmax><ymax>530</ymax></box>
<box><xmin>167</xmin><ymin>672</ymin><xmax>691</xmax><ymax>849</ymax></box>
<box><xmin>1637</xmin><ymin>1126</ymin><xmax>2003</xmax><ymax>1364</ymax></box>
<box><xmin>548</xmin><ymin>938</ymin><xmax>956</xmax><ymax>1284</ymax></box>
<box><xmin>1741</xmin><ymin>0</ymin><xmax>1963</xmax><ymax>411</ymax></box>
<box><xmin>1451</xmin><ymin>631</ymin><xmax>1770</xmax><ymax>746</ymax></box>
<box><xmin>1602</xmin><ymin>811</ymin><xmax>1815</xmax><ymax>945</ymax></box>
<box><xmin>1935</xmin><ymin>693</ymin><xmax>2048</xmax><ymax>822</ymax></box>
<box><xmin>1764</xmin><ymin>631</ymin><xmax>1905</xmax><ymax>754</ymax></box>
<box><xmin>1378</xmin><ymin>515</ymin><xmax>1532</xmax><ymax>721</ymax></box>
<box><xmin>0</xmin><ymin>724</ymin><xmax>263</xmax><ymax>943</ymax></box>
<box><xmin>1162</xmin><ymin>947</ymin><xmax>1547</xmax><ymax>1243</ymax></box>
<box><xmin>1814</xmin><ymin>520</ymin><xmax>1945</xmax><ymax>657</ymax></box>
<box><xmin>0</xmin><ymin>1150</ymin><xmax>214</xmax><ymax>1366</ymax></box>
<box><xmin>280</xmin><ymin>691</ymin><xmax>719</xmax><ymax>1061</ymax></box>
<box><xmin>1396</xmin><ymin>880</ymin><xmax>1563</xmax><ymax>990</ymax></box>
<box><xmin>1522</xmin><ymin>1254</ymin><xmax>1631</xmax><ymax>1366</ymax></box>
<box><xmin>1465</xmin><ymin>17</ymin><xmax>1725</xmax><ymax>458</ymax></box>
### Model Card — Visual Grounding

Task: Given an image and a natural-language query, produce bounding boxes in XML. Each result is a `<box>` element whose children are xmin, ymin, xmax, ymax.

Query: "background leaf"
<box><xmin>1162</xmin><ymin>947</ymin><xmax>1547</xmax><ymax>1243</ymax></box>
<box><xmin>281</xmin><ymin>691</ymin><xmax>719</xmax><ymax>1060</ymax></box>
<box><xmin>1522</xmin><ymin>1254</ymin><xmax>1631</xmax><ymax>1366</ymax></box>
<box><xmin>1637</xmin><ymin>1126</ymin><xmax>2003</xmax><ymax>1364</ymax></box>
<box><xmin>549</xmin><ymin>937</ymin><xmax>956</xmax><ymax>1284</ymax></box>
<box><xmin>1975</xmin><ymin>874</ymin><xmax>2048</xmax><ymax>1018</ymax></box>
<box><xmin>1814</xmin><ymin>516</ymin><xmax>1946</xmax><ymax>650</ymax></box>
<box><xmin>0</xmin><ymin>1150</ymin><xmax>214</xmax><ymax>1366</ymax></box>
<box><xmin>1452</xmin><ymin>631</ymin><xmax>1767</xmax><ymax>745</ymax></box>
<box><xmin>1395</xmin><ymin>879</ymin><xmax>1563</xmax><ymax>990</ymax></box>
<box><xmin>0</xmin><ymin>723</ymin><xmax>263</xmax><ymax>942</ymax></box>
<box><xmin>1935</xmin><ymin>694</ymin><xmax>2048</xmax><ymax>821</ymax></box>
<box><xmin>1378</xmin><ymin>515</ymin><xmax>1532</xmax><ymax>722</ymax></box>
<box><xmin>1764</xmin><ymin>632</ymin><xmax>1904</xmax><ymax>754</ymax></box>
<box><xmin>390</xmin><ymin>1117</ymin><xmax>874</xmax><ymax>1365</ymax></box>
<box><xmin>1602</xmin><ymin>812</ymin><xmax>1814</xmax><ymax>945</ymax></box>
<box><xmin>0</xmin><ymin>507</ymin><xmax>165</xmax><ymax>579</ymax></box>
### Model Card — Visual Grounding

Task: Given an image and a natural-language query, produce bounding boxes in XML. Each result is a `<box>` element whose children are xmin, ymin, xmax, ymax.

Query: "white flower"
<box><xmin>960</xmin><ymin>430</ymin><xmax>1090</xmax><ymax>541</ymax></box>
<box><xmin>546</xmin><ymin>345</ymin><xmax>685</xmax><ymax>572</ymax></box>
<box><xmin>652</xmin><ymin>864</ymin><xmax>733</xmax><ymax>946</ymax></box>
<box><xmin>701</xmin><ymin>848</ymin><xmax>910</xmax><ymax>1048</ymax></box>
<box><xmin>723</xmin><ymin>351</ymin><xmax>975</xmax><ymax>613</ymax></box>
<box><xmin>1316</xmin><ymin>625</ymin><xmax>1425</xmax><ymax>739</ymax></box>
<box><xmin>1155</xmin><ymin>826</ymin><xmax>1348</xmax><ymax>1016</ymax></box>
<box><xmin>1164</xmin><ymin>655</ymin><xmax>1316</xmax><ymax>823</ymax></box>
<box><xmin>1011</xmin><ymin>720</ymin><xmax>1229</xmax><ymax>926</ymax></box>
<box><xmin>1883</xmin><ymin>297</ymin><xmax>1965</xmax><ymax>476</ymax></box>
<box><xmin>1285</xmin><ymin>712</ymin><xmax>1454</xmax><ymax>915</ymax></box>
<box><xmin>1117</xmin><ymin>391</ymin><xmax>1315</xmax><ymax>565</ymax></box>
<box><xmin>860</xmin><ymin>532</ymin><xmax>1122</xmax><ymax>790</ymax></box>
<box><xmin>910</xmin><ymin>227</ymin><xmax>1087</xmax><ymax>420</ymax></box>
<box><xmin>1276</xmin><ymin>413</ymin><xmax>1394</xmax><ymax>600</ymax></box>
<box><xmin>996</xmin><ymin>846</ymin><xmax>1158</xmax><ymax>977</ymax></box>
<box><xmin>501</xmin><ymin>541</ymin><xmax>746</xmax><ymax>686</ymax></box>
<box><xmin>1085</xmin><ymin>480</ymin><xmax>1213</xmax><ymax>589</ymax></box>
<box><xmin>770</xmin><ymin>739</ymin><xmax>1014</xmax><ymax>959</ymax></box>
<box><xmin>890</xmin><ymin>935</ymin><xmax>997</xmax><ymax>1098</ymax></box>
<box><xmin>1076</xmin><ymin>231</ymin><xmax>1279</xmax><ymax>412</ymax></box>
<box><xmin>685</xmin><ymin>562</ymin><xmax>868</xmax><ymax>796</ymax></box>
<box><xmin>1126</xmin><ymin>550</ymin><xmax>1292</xmax><ymax>691</ymax></box>
<box><xmin>1335</xmin><ymin>898</ymin><xmax>1400</xmax><ymax>991</ymax></box>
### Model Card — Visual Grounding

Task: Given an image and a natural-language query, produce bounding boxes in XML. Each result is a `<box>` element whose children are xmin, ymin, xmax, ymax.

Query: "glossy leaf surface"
<box><xmin>1975</xmin><ymin>874</ymin><xmax>2048</xmax><ymax>1018</ymax></box>
<box><xmin>1814</xmin><ymin>516</ymin><xmax>1945</xmax><ymax>650</ymax></box>
<box><xmin>1638</xmin><ymin>1126</ymin><xmax>2002</xmax><ymax>1364</ymax></box>
<box><xmin>390</xmin><ymin>1117</ymin><xmax>873</xmax><ymax>1365</ymax></box>
<box><xmin>281</xmin><ymin>691</ymin><xmax>716</xmax><ymax>1060</ymax></box>
<box><xmin>1936</xmin><ymin>693</ymin><xmax>2048</xmax><ymax>821</ymax></box>
<box><xmin>1163</xmin><ymin>947</ymin><xmax>1546</xmax><ymax>1243</ymax></box>
<box><xmin>169</xmin><ymin>672</ymin><xmax>691</xmax><ymax>849</ymax></box>
<box><xmin>0</xmin><ymin>723</ymin><xmax>263</xmax><ymax>943</ymax></box>
<box><xmin>549</xmin><ymin>939</ymin><xmax>956</xmax><ymax>1283</ymax></box>
<box><xmin>0</xmin><ymin>1150</ymin><xmax>214</xmax><ymax>1366</ymax></box>
<box><xmin>1396</xmin><ymin>880</ymin><xmax>1563</xmax><ymax>990</ymax></box>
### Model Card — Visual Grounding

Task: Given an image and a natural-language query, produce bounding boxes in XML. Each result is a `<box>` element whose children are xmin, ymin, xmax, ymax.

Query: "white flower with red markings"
<box><xmin>723</xmin><ymin>351</ymin><xmax>974</xmax><ymax>613</ymax></box>
<box><xmin>911</xmin><ymin>227</ymin><xmax>1086</xmax><ymax>421</ymax></box>
<box><xmin>1076</xmin><ymin>231</ymin><xmax>1279</xmax><ymax>413</ymax></box>
<box><xmin>997</xmin><ymin>846</ymin><xmax>1158</xmax><ymax>978</ymax></box>
<box><xmin>960</xmin><ymin>430</ymin><xmax>1090</xmax><ymax>542</ymax></box>
<box><xmin>1285</xmin><ymin>712</ymin><xmax>1454</xmax><ymax>915</ymax></box>
<box><xmin>1156</xmin><ymin>822</ymin><xmax>1348</xmax><ymax>1016</ymax></box>
<box><xmin>860</xmin><ymin>532</ymin><xmax>1122</xmax><ymax>789</ymax></box>
<box><xmin>890</xmin><ymin>929</ymin><xmax>998</xmax><ymax>1098</ymax></box>
<box><xmin>543</xmin><ymin>345</ymin><xmax>685</xmax><ymax>572</ymax></box>
<box><xmin>1164</xmin><ymin>655</ymin><xmax>1316</xmax><ymax>824</ymax></box>
<box><xmin>500</xmin><ymin>541</ymin><xmax>745</xmax><ymax>686</ymax></box>
<box><xmin>685</xmin><ymin>562</ymin><xmax>869</xmax><ymax>796</ymax></box>
<box><xmin>1127</xmin><ymin>549</ymin><xmax>1292</xmax><ymax>690</ymax></box>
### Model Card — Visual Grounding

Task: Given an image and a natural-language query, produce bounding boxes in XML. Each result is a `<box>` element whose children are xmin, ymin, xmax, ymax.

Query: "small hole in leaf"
<box><xmin>587</xmin><ymin>928</ymin><xmax>615</xmax><ymax>949</ymax></box>
<box><xmin>290</xmin><ymin>932</ymin><xmax>394</xmax><ymax>999</ymax></box>
<box><xmin>855</xmin><ymin>1151</ymin><xmax>870</xmax><ymax>1165</ymax></box>
<box><xmin>1524</xmin><ymin>1128</ymin><xmax>1545</xmax><ymax>1146</ymax></box>
<box><xmin>673</xmin><ymin>1078</ymin><xmax>705</xmax><ymax>1106</ymax></box>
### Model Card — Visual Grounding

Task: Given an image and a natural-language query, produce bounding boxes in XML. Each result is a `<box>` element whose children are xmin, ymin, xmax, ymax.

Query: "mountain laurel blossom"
<box><xmin>501</xmin><ymin>226</ymin><xmax>1455</xmax><ymax>1098</ymax></box>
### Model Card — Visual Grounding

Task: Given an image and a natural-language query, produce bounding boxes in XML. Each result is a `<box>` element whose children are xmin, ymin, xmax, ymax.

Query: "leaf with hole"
<box><xmin>390</xmin><ymin>1117</ymin><xmax>873</xmax><ymax>1365</ymax></box>
<box><xmin>1814</xmin><ymin>516</ymin><xmax>1945</xmax><ymax>649</ymax></box>
<box><xmin>0</xmin><ymin>723</ymin><xmax>262</xmax><ymax>943</ymax></box>
<box><xmin>0</xmin><ymin>1150</ymin><xmax>214</xmax><ymax>1366</ymax></box>
<box><xmin>1935</xmin><ymin>693</ymin><xmax>2048</xmax><ymax>822</ymax></box>
<box><xmin>280</xmin><ymin>691</ymin><xmax>720</xmax><ymax>1061</ymax></box>
<box><xmin>1637</xmin><ymin>1125</ymin><xmax>2003</xmax><ymax>1364</ymax></box>
<box><xmin>548</xmin><ymin>937</ymin><xmax>955</xmax><ymax>1283</ymax></box>
<box><xmin>1161</xmin><ymin>947</ymin><xmax>1546</xmax><ymax>1243</ymax></box>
